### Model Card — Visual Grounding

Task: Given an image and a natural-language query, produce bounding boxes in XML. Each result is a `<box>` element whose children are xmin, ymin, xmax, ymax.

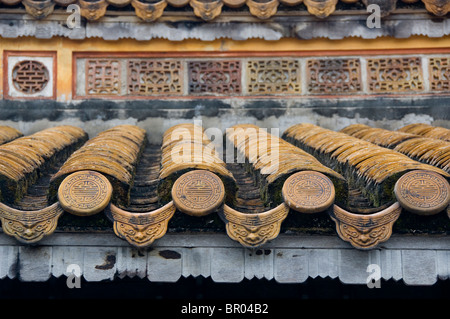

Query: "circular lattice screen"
<box><xmin>12</xmin><ymin>60</ymin><xmax>50</xmax><ymax>94</ymax></box>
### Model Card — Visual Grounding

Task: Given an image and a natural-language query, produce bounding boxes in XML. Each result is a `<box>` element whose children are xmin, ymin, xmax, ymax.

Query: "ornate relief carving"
<box><xmin>58</xmin><ymin>170</ymin><xmax>113</xmax><ymax>216</ymax></box>
<box><xmin>79</xmin><ymin>0</ymin><xmax>109</xmax><ymax>21</ymax></box>
<box><xmin>166</xmin><ymin>0</ymin><xmax>189</xmax><ymax>6</ymax></box>
<box><xmin>366</xmin><ymin>57</ymin><xmax>424</xmax><ymax>93</ymax></box>
<box><xmin>282</xmin><ymin>171</ymin><xmax>335</xmax><ymax>213</ymax></box>
<box><xmin>127</xmin><ymin>59</ymin><xmax>183</xmax><ymax>95</ymax></box>
<box><xmin>330</xmin><ymin>202</ymin><xmax>402</xmax><ymax>250</ymax></box>
<box><xmin>106</xmin><ymin>0</ymin><xmax>131</xmax><ymax>6</ymax></box>
<box><xmin>246</xmin><ymin>0</ymin><xmax>279</xmax><ymax>19</ymax></box>
<box><xmin>190</xmin><ymin>0</ymin><xmax>223</xmax><ymax>21</ymax></box>
<box><xmin>306</xmin><ymin>58</ymin><xmax>361</xmax><ymax>94</ymax></box>
<box><xmin>131</xmin><ymin>0</ymin><xmax>167</xmax><ymax>22</ymax></box>
<box><xmin>12</xmin><ymin>60</ymin><xmax>49</xmax><ymax>94</ymax></box>
<box><xmin>108</xmin><ymin>202</ymin><xmax>176</xmax><ymax>248</ymax></box>
<box><xmin>246</xmin><ymin>59</ymin><xmax>301</xmax><ymax>95</ymax></box>
<box><xmin>1</xmin><ymin>0</ymin><xmax>21</xmax><ymax>5</ymax></box>
<box><xmin>303</xmin><ymin>0</ymin><xmax>337</xmax><ymax>18</ymax></box>
<box><xmin>219</xmin><ymin>203</ymin><xmax>289</xmax><ymax>248</ymax></box>
<box><xmin>222</xmin><ymin>0</ymin><xmax>245</xmax><ymax>7</ymax></box>
<box><xmin>86</xmin><ymin>59</ymin><xmax>121</xmax><ymax>96</ymax></box>
<box><xmin>188</xmin><ymin>60</ymin><xmax>241</xmax><ymax>95</ymax></box>
<box><xmin>53</xmin><ymin>0</ymin><xmax>77</xmax><ymax>5</ymax></box>
<box><xmin>172</xmin><ymin>170</ymin><xmax>225</xmax><ymax>216</ymax></box>
<box><xmin>23</xmin><ymin>0</ymin><xmax>55</xmax><ymax>19</ymax></box>
<box><xmin>429</xmin><ymin>57</ymin><xmax>450</xmax><ymax>92</ymax></box>
<box><xmin>394</xmin><ymin>170</ymin><xmax>450</xmax><ymax>215</ymax></box>
<box><xmin>0</xmin><ymin>202</ymin><xmax>64</xmax><ymax>244</ymax></box>
<box><xmin>422</xmin><ymin>0</ymin><xmax>450</xmax><ymax>16</ymax></box>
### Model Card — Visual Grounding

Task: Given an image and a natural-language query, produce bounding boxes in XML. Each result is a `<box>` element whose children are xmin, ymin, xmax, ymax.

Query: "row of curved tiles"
<box><xmin>0</xmin><ymin>122</ymin><xmax>448</xmax><ymax>250</ymax></box>
<box><xmin>2</xmin><ymin>0</ymin><xmax>448</xmax><ymax>22</ymax></box>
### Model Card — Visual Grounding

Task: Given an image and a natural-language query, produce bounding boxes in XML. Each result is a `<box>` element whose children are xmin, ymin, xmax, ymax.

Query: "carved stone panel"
<box><xmin>366</xmin><ymin>57</ymin><xmax>424</xmax><ymax>93</ymax></box>
<box><xmin>306</xmin><ymin>58</ymin><xmax>361</xmax><ymax>94</ymax></box>
<box><xmin>246</xmin><ymin>59</ymin><xmax>301</xmax><ymax>95</ymax></box>
<box><xmin>86</xmin><ymin>59</ymin><xmax>121</xmax><ymax>96</ymax></box>
<box><xmin>188</xmin><ymin>60</ymin><xmax>241</xmax><ymax>95</ymax></box>
<box><xmin>127</xmin><ymin>59</ymin><xmax>183</xmax><ymax>95</ymax></box>
<box><xmin>12</xmin><ymin>60</ymin><xmax>49</xmax><ymax>94</ymax></box>
<box><xmin>429</xmin><ymin>57</ymin><xmax>450</xmax><ymax>92</ymax></box>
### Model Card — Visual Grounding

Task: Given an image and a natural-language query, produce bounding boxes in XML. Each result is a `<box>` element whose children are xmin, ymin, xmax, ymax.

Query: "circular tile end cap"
<box><xmin>282</xmin><ymin>170</ymin><xmax>335</xmax><ymax>213</ymax></box>
<box><xmin>394</xmin><ymin>170</ymin><xmax>450</xmax><ymax>215</ymax></box>
<box><xmin>58</xmin><ymin>170</ymin><xmax>113</xmax><ymax>216</ymax></box>
<box><xmin>172</xmin><ymin>170</ymin><xmax>225</xmax><ymax>217</ymax></box>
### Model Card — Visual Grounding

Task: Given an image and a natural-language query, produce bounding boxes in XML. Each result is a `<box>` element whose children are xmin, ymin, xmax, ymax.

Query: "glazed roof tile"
<box><xmin>0</xmin><ymin>122</ymin><xmax>448</xmax><ymax>251</ymax></box>
<box><xmin>0</xmin><ymin>0</ymin><xmax>447</xmax><ymax>22</ymax></box>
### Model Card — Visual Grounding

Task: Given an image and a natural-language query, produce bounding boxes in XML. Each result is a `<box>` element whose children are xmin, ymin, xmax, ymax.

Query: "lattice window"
<box><xmin>247</xmin><ymin>59</ymin><xmax>301</xmax><ymax>95</ymax></box>
<box><xmin>429</xmin><ymin>57</ymin><xmax>450</xmax><ymax>92</ymax></box>
<box><xmin>127</xmin><ymin>60</ymin><xmax>183</xmax><ymax>95</ymax></box>
<box><xmin>188</xmin><ymin>60</ymin><xmax>241</xmax><ymax>95</ymax></box>
<box><xmin>306</xmin><ymin>58</ymin><xmax>361</xmax><ymax>94</ymax></box>
<box><xmin>86</xmin><ymin>59</ymin><xmax>121</xmax><ymax>95</ymax></box>
<box><xmin>366</xmin><ymin>57</ymin><xmax>424</xmax><ymax>93</ymax></box>
<box><xmin>12</xmin><ymin>60</ymin><xmax>49</xmax><ymax>94</ymax></box>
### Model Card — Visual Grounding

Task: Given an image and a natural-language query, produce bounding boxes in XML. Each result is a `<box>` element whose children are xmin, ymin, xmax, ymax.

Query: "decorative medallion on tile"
<box><xmin>282</xmin><ymin>170</ymin><xmax>335</xmax><ymax>213</ymax></box>
<box><xmin>330</xmin><ymin>202</ymin><xmax>402</xmax><ymax>250</ymax></box>
<box><xmin>429</xmin><ymin>57</ymin><xmax>450</xmax><ymax>92</ymax></box>
<box><xmin>172</xmin><ymin>170</ymin><xmax>225</xmax><ymax>216</ymax></box>
<box><xmin>220</xmin><ymin>203</ymin><xmax>290</xmax><ymax>248</ymax></box>
<box><xmin>108</xmin><ymin>201</ymin><xmax>176</xmax><ymax>248</ymax></box>
<box><xmin>247</xmin><ymin>59</ymin><xmax>301</xmax><ymax>95</ymax></box>
<box><xmin>394</xmin><ymin>170</ymin><xmax>450</xmax><ymax>215</ymax></box>
<box><xmin>306</xmin><ymin>58</ymin><xmax>361</xmax><ymax>94</ymax></box>
<box><xmin>127</xmin><ymin>59</ymin><xmax>183</xmax><ymax>96</ymax></box>
<box><xmin>86</xmin><ymin>59</ymin><xmax>121</xmax><ymax>96</ymax></box>
<box><xmin>0</xmin><ymin>202</ymin><xmax>64</xmax><ymax>244</ymax></box>
<box><xmin>58</xmin><ymin>170</ymin><xmax>113</xmax><ymax>216</ymax></box>
<box><xmin>188</xmin><ymin>60</ymin><xmax>241</xmax><ymax>95</ymax></box>
<box><xmin>366</xmin><ymin>57</ymin><xmax>424</xmax><ymax>93</ymax></box>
